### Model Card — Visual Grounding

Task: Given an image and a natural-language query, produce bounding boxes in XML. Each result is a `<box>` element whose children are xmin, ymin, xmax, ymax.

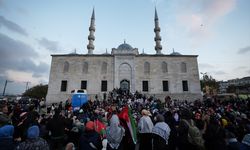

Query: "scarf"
<box><xmin>106</xmin><ymin>115</ymin><xmax>125</xmax><ymax>149</ymax></box>
<box><xmin>152</xmin><ymin>122</ymin><xmax>171</xmax><ymax>144</ymax></box>
<box><xmin>138</xmin><ymin>116</ymin><xmax>154</xmax><ymax>133</ymax></box>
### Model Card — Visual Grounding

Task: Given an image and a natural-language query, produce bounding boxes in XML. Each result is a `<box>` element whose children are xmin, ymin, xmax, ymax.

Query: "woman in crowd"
<box><xmin>152</xmin><ymin>114</ymin><xmax>171</xmax><ymax>150</ymax></box>
<box><xmin>138</xmin><ymin>109</ymin><xmax>154</xmax><ymax>150</ymax></box>
<box><xmin>106</xmin><ymin>114</ymin><xmax>125</xmax><ymax>150</ymax></box>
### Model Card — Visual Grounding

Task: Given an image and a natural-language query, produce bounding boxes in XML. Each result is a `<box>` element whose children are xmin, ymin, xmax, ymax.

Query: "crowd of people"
<box><xmin>0</xmin><ymin>89</ymin><xmax>250</xmax><ymax>150</ymax></box>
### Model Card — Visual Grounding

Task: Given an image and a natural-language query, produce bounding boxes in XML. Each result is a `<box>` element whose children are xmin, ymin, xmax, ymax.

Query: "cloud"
<box><xmin>16</xmin><ymin>7</ymin><xmax>29</xmax><ymax>15</ymax></box>
<box><xmin>37</xmin><ymin>37</ymin><xmax>60</xmax><ymax>51</ymax></box>
<box><xmin>234</xmin><ymin>66</ymin><xmax>247</xmax><ymax>70</ymax></box>
<box><xmin>0</xmin><ymin>33</ymin><xmax>49</xmax><ymax>79</ymax></box>
<box><xmin>238</xmin><ymin>46</ymin><xmax>250</xmax><ymax>54</ymax></box>
<box><xmin>199</xmin><ymin>63</ymin><xmax>214</xmax><ymax>68</ymax></box>
<box><xmin>6</xmin><ymin>70</ymin><xmax>46</xmax><ymax>85</ymax></box>
<box><xmin>0</xmin><ymin>0</ymin><xmax>5</xmax><ymax>9</ymax></box>
<box><xmin>0</xmin><ymin>16</ymin><xmax>28</xmax><ymax>36</ymax></box>
<box><xmin>177</xmin><ymin>0</ymin><xmax>236</xmax><ymax>40</ymax></box>
<box><xmin>213</xmin><ymin>70</ymin><xmax>226</xmax><ymax>75</ymax></box>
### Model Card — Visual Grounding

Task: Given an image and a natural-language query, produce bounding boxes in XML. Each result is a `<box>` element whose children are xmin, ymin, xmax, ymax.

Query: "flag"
<box><xmin>94</xmin><ymin>119</ymin><xmax>106</xmax><ymax>139</ymax></box>
<box><xmin>118</xmin><ymin>106</ymin><xmax>137</xmax><ymax>144</ymax></box>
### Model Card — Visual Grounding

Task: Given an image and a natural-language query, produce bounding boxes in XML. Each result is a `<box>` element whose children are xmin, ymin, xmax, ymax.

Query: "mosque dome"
<box><xmin>170</xmin><ymin>52</ymin><xmax>182</xmax><ymax>55</ymax></box>
<box><xmin>117</xmin><ymin>41</ymin><xmax>133</xmax><ymax>50</ymax></box>
<box><xmin>170</xmin><ymin>49</ymin><xmax>182</xmax><ymax>55</ymax></box>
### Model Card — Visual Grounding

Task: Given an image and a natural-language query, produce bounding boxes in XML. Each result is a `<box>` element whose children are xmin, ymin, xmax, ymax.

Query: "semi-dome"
<box><xmin>117</xmin><ymin>41</ymin><xmax>133</xmax><ymax>50</ymax></box>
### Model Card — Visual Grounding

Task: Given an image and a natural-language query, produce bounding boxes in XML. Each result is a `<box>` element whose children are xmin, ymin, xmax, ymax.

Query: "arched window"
<box><xmin>82</xmin><ymin>62</ymin><xmax>88</xmax><ymax>73</ymax></box>
<box><xmin>144</xmin><ymin>62</ymin><xmax>150</xmax><ymax>74</ymax></box>
<box><xmin>181</xmin><ymin>62</ymin><xmax>187</xmax><ymax>73</ymax></box>
<box><xmin>101</xmin><ymin>62</ymin><xmax>108</xmax><ymax>74</ymax></box>
<box><xmin>63</xmin><ymin>61</ymin><xmax>69</xmax><ymax>73</ymax></box>
<box><xmin>162</xmin><ymin>61</ymin><xmax>168</xmax><ymax>73</ymax></box>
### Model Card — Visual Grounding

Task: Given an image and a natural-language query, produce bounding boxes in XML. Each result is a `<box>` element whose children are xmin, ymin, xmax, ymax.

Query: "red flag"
<box><xmin>118</xmin><ymin>106</ymin><xmax>129</xmax><ymax>122</ymax></box>
<box><xmin>118</xmin><ymin>106</ymin><xmax>137</xmax><ymax>144</ymax></box>
<box><xmin>94</xmin><ymin>119</ymin><xmax>106</xmax><ymax>139</ymax></box>
<box><xmin>94</xmin><ymin>119</ymin><xmax>106</xmax><ymax>133</ymax></box>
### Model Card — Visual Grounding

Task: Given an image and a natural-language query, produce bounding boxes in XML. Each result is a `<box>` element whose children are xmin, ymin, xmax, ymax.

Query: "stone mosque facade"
<box><xmin>46</xmin><ymin>9</ymin><xmax>202</xmax><ymax>103</ymax></box>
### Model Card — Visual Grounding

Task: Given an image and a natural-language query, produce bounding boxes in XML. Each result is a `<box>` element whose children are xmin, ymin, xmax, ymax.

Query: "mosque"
<box><xmin>46</xmin><ymin>8</ymin><xmax>202</xmax><ymax>103</ymax></box>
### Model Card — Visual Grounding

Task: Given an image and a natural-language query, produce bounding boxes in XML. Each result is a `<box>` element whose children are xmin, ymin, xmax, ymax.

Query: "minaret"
<box><xmin>87</xmin><ymin>8</ymin><xmax>95</xmax><ymax>54</ymax></box>
<box><xmin>154</xmin><ymin>7</ymin><xmax>162</xmax><ymax>54</ymax></box>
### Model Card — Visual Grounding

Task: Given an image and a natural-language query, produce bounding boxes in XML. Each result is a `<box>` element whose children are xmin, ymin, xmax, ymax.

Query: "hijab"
<box><xmin>138</xmin><ymin>110</ymin><xmax>154</xmax><ymax>133</ymax></box>
<box><xmin>106</xmin><ymin>114</ymin><xmax>125</xmax><ymax>149</ymax></box>
<box><xmin>152</xmin><ymin>114</ymin><xmax>171</xmax><ymax>144</ymax></box>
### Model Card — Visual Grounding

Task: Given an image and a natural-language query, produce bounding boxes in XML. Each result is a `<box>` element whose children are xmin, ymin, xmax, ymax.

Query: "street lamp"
<box><xmin>2</xmin><ymin>80</ymin><xmax>13</xmax><ymax>96</ymax></box>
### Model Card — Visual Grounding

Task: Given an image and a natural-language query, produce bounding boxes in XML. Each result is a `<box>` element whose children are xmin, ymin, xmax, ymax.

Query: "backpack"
<box><xmin>182</xmin><ymin>119</ymin><xmax>204</xmax><ymax>149</ymax></box>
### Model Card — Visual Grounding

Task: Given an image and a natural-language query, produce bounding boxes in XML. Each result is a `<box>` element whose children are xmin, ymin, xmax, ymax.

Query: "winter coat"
<box><xmin>79</xmin><ymin>130</ymin><xmax>103</xmax><ymax>150</ymax></box>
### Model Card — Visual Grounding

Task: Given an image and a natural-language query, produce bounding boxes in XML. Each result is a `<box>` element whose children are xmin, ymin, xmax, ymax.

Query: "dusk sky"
<box><xmin>0</xmin><ymin>0</ymin><xmax>250</xmax><ymax>95</ymax></box>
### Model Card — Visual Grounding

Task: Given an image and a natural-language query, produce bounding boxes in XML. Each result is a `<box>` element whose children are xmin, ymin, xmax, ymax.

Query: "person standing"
<box><xmin>152</xmin><ymin>114</ymin><xmax>171</xmax><ymax>150</ymax></box>
<box><xmin>0</xmin><ymin>125</ymin><xmax>15</xmax><ymax>150</ymax></box>
<box><xmin>0</xmin><ymin>102</ymin><xmax>11</xmax><ymax>127</ymax></box>
<box><xmin>138</xmin><ymin>109</ymin><xmax>154</xmax><ymax>150</ymax></box>
<box><xmin>79</xmin><ymin>121</ymin><xmax>103</xmax><ymax>150</ymax></box>
<box><xmin>16</xmin><ymin>125</ymin><xmax>49</xmax><ymax>150</ymax></box>
<box><xmin>47</xmin><ymin>109</ymin><xmax>65</xmax><ymax>150</ymax></box>
<box><xmin>106</xmin><ymin>114</ymin><xmax>125</xmax><ymax>150</ymax></box>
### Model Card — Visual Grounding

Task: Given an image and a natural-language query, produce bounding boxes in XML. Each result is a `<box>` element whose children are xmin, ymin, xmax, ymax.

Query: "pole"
<box><xmin>2</xmin><ymin>80</ymin><xmax>7</xmax><ymax>96</ymax></box>
<box><xmin>26</xmin><ymin>82</ymin><xmax>31</xmax><ymax>91</ymax></box>
<box><xmin>26</xmin><ymin>82</ymin><xmax>28</xmax><ymax>91</ymax></box>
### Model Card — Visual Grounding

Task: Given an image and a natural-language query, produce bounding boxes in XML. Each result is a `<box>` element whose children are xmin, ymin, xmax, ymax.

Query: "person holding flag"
<box><xmin>118</xmin><ymin>105</ymin><xmax>138</xmax><ymax>150</ymax></box>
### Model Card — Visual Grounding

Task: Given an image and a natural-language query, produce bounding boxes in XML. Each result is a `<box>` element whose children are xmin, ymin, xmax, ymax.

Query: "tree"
<box><xmin>200</xmin><ymin>72</ymin><xmax>219</xmax><ymax>95</ymax></box>
<box><xmin>22</xmin><ymin>84</ymin><xmax>48</xmax><ymax>99</ymax></box>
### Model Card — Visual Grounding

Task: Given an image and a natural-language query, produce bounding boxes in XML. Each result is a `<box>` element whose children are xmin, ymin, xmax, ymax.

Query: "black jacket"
<box><xmin>79</xmin><ymin>130</ymin><xmax>102</xmax><ymax>150</ymax></box>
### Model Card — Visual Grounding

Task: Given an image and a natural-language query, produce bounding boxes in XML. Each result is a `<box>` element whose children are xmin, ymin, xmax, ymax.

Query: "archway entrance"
<box><xmin>120</xmin><ymin>79</ymin><xmax>130</xmax><ymax>93</ymax></box>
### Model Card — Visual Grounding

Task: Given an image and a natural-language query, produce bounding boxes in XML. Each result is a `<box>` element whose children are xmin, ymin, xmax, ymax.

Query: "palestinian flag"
<box><xmin>118</xmin><ymin>106</ymin><xmax>137</xmax><ymax>144</ymax></box>
<box><xmin>94</xmin><ymin>119</ymin><xmax>106</xmax><ymax>139</ymax></box>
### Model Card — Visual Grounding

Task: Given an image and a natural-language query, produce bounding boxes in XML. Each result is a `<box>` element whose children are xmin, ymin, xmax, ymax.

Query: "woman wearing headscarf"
<box><xmin>106</xmin><ymin>114</ymin><xmax>125</xmax><ymax>150</ymax></box>
<box><xmin>138</xmin><ymin>109</ymin><xmax>154</xmax><ymax>150</ymax></box>
<box><xmin>152</xmin><ymin>114</ymin><xmax>171</xmax><ymax>150</ymax></box>
<box><xmin>177</xmin><ymin>108</ymin><xmax>204</xmax><ymax>150</ymax></box>
<box><xmin>16</xmin><ymin>125</ymin><xmax>49</xmax><ymax>150</ymax></box>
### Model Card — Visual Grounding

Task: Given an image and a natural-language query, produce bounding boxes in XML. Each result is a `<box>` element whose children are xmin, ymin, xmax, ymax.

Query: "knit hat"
<box><xmin>0</xmin><ymin>125</ymin><xmax>14</xmax><ymax>138</ymax></box>
<box><xmin>85</xmin><ymin>121</ymin><xmax>95</xmax><ymax>131</ymax></box>
<box><xmin>27</xmin><ymin>125</ymin><xmax>39</xmax><ymax>139</ymax></box>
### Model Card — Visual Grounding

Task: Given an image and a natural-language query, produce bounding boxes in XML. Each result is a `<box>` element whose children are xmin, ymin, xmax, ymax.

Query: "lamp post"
<box><xmin>2</xmin><ymin>80</ymin><xmax>13</xmax><ymax>96</ymax></box>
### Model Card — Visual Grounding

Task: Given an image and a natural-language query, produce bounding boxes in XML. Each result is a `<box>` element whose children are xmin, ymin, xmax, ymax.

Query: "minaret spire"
<box><xmin>87</xmin><ymin>8</ymin><xmax>95</xmax><ymax>54</ymax></box>
<box><xmin>154</xmin><ymin>7</ymin><xmax>162</xmax><ymax>54</ymax></box>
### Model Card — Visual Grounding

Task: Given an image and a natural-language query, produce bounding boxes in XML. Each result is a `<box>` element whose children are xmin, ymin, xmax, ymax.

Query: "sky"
<box><xmin>0</xmin><ymin>0</ymin><xmax>250</xmax><ymax>95</ymax></box>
